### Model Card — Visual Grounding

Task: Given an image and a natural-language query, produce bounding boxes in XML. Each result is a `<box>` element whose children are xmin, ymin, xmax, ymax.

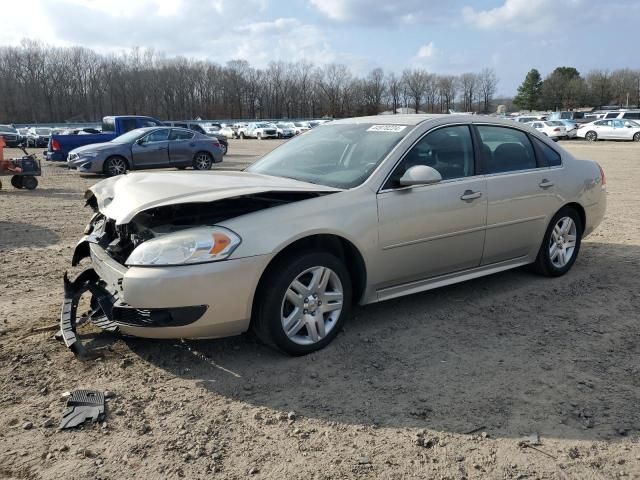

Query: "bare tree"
<box><xmin>402</xmin><ymin>69</ymin><xmax>429</xmax><ymax>113</ymax></box>
<box><xmin>479</xmin><ymin>68</ymin><xmax>498</xmax><ymax>113</ymax></box>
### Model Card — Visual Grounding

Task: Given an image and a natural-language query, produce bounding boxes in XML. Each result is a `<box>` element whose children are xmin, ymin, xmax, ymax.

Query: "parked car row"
<box><xmin>217</xmin><ymin>119</ymin><xmax>330</xmax><ymax>139</ymax></box>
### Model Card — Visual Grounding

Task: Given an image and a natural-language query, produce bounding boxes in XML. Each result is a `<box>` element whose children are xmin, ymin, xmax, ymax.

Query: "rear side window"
<box><xmin>623</xmin><ymin>112</ymin><xmax>640</xmax><ymax>120</ymax></box>
<box><xmin>604</xmin><ymin>113</ymin><xmax>618</xmax><ymax>119</ymax></box>
<box><xmin>190</xmin><ymin>124</ymin><xmax>206</xmax><ymax>134</ymax></box>
<box><xmin>121</xmin><ymin>119</ymin><xmax>137</xmax><ymax>132</ymax></box>
<box><xmin>139</xmin><ymin>119</ymin><xmax>163</xmax><ymax>128</ymax></box>
<box><xmin>477</xmin><ymin>125</ymin><xmax>537</xmax><ymax>174</ymax></box>
<box><xmin>532</xmin><ymin>137</ymin><xmax>561</xmax><ymax>167</ymax></box>
<box><xmin>102</xmin><ymin>118</ymin><xmax>115</xmax><ymax>133</ymax></box>
<box><xmin>175</xmin><ymin>122</ymin><xmax>188</xmax><ymax>128</ymax></box>
<box><xmin>170</xmin><ymin>129</ymin><xmax>194</xmax><ymax>140</ymax></box>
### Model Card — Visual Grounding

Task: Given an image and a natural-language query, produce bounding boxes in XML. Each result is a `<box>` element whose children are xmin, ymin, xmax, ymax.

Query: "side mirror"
<box><xmin>136</xmin><ymin>137</ymin><xmax>146</xmax><ymax>145</ymax></box>
<box><xmin>399</xmin><ymin>165</ymin><xmax>442</xmax><ymax>187</ymax></box>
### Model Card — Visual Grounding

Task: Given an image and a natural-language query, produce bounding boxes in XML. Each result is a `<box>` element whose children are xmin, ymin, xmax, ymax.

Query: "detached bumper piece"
<box><xmin>60</xmin><ymin>269</ymin><xmax>119</xmax><ymax>358</ymax></box>
<box><xmin>59</xmin><ymin>390</ymin><xmax>105</xmax><ymax>429</ymax></box>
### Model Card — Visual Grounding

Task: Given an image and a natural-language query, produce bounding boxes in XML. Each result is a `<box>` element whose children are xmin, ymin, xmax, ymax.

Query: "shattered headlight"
<box><xmin>125</xmin><ymin>227</ymin><xmax>241</xmax><ymax>266</ymax></box>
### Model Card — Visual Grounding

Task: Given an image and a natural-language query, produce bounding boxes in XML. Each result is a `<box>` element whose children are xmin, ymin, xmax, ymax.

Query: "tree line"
<box><xmin>0</xmin><ymin>40</ymin><xmax>499</xmax><ymax>124</ymax></box>
<box><xmin>514</xmin><ymin>66</ymin><xmax>640</xmax><ymax>111</ymax></box>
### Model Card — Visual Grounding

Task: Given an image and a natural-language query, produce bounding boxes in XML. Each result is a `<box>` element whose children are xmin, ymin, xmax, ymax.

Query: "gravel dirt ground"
<box><xmin>0</xmin><ymin>138</ymin><xmax>638</xmax><ymax>480</ymax></box>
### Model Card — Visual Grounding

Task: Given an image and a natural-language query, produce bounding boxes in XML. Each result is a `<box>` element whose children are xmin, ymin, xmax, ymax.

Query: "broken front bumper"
<box><xmin>60</xmin><ymin>239</ymin><xmax>270</xmax><ymax>355</ymax></box>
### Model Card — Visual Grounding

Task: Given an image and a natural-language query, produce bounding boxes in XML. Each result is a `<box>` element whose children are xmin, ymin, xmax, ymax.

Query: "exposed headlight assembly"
<box><xmin>125</xmin><ymin>227</ymin><xmax>241</xmax><ymax>266</ymax></box>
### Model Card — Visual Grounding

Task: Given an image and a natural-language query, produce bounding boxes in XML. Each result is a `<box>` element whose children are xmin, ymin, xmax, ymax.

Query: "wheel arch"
<box><xmin>250</xmin><ymin>233</ymin><xmax>368</xmax><ymax>325</ymax></box>
<box><xmin>562</xmin><ymin>202</ymin><xmax>586</xmax><ymax>230</ymax></box>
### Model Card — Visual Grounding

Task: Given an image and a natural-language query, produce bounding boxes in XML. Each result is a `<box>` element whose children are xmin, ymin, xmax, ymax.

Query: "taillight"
<box><xmin>554</xmin><ymin>128</ymin><xmax>561</xmax><ymax>132</ymax></box>
<box><xmin>598</xmin><ymin>164</ymin><xmax>606</xmax><ymax>190</ymax></box>
<box><xmin>51</xmin><ymin>138</ymin><xmax>61</xmax><ymax>151</ymax></box>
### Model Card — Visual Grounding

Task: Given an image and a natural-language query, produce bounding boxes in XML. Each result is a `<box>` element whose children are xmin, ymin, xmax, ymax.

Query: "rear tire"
<box><xmin>585</xmin><ymin>131</ymin><xmax>597</xmax><ymax>142</ymax></box>
<box><xmin>239</xmin><ymin>132</ymin><xmax>245</xmax><ymax>139</ymax></box>
<box><xmin>532</xmin><ymin>207</ymin><xmax>582</xmax><ymax>277</ymax></box>
<box><xmin>103</xmin><ymin>156</ymin><xmax>128</xmax><ymax>176</ymax></box>
<box><xmin>193</xmin><ymin>152</ymin><xmax>213</xmax><ymax>170</ymax></box>
<box><xmin>253</xmin><ymin>251</ymin><xmax>352</xmax><ymax>356</ymax></box>
<box><xmin>633</xmin><ymin>132</ymin><xmax>640</xmax><ymax>142</ymax></box>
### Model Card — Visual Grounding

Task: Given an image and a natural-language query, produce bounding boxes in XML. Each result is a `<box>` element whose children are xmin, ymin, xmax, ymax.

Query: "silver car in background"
<box><xmin>67</xmin><ymin>126</ymin><xmax>223</xmax><ymax>176</ymax></box>
<box><xmin>63</xmin><ymin>115</ymin><xmax>606</xmax><ymax>356</ymax></box>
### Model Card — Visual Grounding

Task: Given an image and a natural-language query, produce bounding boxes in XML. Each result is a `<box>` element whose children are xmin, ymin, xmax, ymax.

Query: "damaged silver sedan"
<box><xmin>62</xmin><ymin>115</ymin><xmax>606</xmax><ymax>356</ymax></box>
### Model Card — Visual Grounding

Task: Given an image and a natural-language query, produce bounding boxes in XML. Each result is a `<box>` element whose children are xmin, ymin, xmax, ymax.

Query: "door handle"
<box><xmin>460</xmin><ymin>190</ymin><xmax>482</xmax><ymax>201</ymax></box>
<box><xmin>539</xmin><ymin>179</ymin><xmax>554</xmax><ymax>189</ymax></box>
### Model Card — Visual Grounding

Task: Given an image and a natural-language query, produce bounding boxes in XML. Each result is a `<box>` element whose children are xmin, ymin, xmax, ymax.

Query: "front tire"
<box><xmin>633</xmin><ymin>132</ymin><xmax>640</xmax><ymax>142</ymax></box>
<box><xmin>193</xmin><ymin>152</ymin><xmax>213</xmax><ymax>170</ymax></box>
<box><xmin>253</xmin><ymin>251</ymin><xmax>352</xmax><ymax>355</ymax></box>
<box><xmin>103</xmin><ymin>156</ymin><xmax>128</xmax><ymax>176</ymax></box>
<box><xmin>532</xmin><ymin>207</ymin><xmax>582</xmax><ymax>277</ymax></box>
<box><xmin>585</xmin><ymin>131</ymin><xmax>597</xmax><ymax>142</ymax></box>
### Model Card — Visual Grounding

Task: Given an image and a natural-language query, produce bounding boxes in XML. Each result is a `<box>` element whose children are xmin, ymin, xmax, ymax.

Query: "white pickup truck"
<box><xmin>238</xmin><ymin>122</ymin><xmax>278</xmax><ymax>140</ymax></box>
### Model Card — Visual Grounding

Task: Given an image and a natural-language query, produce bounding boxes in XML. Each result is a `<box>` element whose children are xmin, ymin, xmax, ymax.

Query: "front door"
<box><xmin>376</xmin><ymin>125</ymin><xmax>487</xmax><ymax>290</ymax></box>
<box><xmin>130</xmin><ymin>128</ymin><xmax>170</xmax><ymax>169</ymax></box>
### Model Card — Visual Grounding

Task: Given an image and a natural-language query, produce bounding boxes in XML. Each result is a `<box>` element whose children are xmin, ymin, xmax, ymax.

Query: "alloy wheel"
<box><xmin>586</xmin><ymin>131</ymin><xmax>597</xmax><ymax>142</ymax></box>
<box><xmin>194</xmin><ymin>153</ymin><xmax>212</xmax><ymax>170</ymax></box>
<box><xmin>280</xmin><ymin>266</ymin><xmax>344</xmax><ymax>346</ymax></box>
<box><xmin>106</xmin><ymin>157</ymin><xmax>127</xmax><ymax>176</ymax></box>
<box><xmin>549</xmin><ymin>216</ymin><xmax>577</xmax><ymax>268</ymax></box>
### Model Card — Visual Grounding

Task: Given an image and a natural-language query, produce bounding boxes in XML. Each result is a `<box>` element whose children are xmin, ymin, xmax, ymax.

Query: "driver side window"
<box><xmin>385</xmin><ymin>125</ymin><xmax>475</xmax><ymax>188</ymax></box>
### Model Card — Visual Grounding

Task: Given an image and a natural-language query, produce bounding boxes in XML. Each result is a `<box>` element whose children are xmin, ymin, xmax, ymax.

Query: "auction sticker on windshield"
<box><xmin>367</xmin><ymin>125</ymin><xmax>407</xmax><ymax>133</ymax></box>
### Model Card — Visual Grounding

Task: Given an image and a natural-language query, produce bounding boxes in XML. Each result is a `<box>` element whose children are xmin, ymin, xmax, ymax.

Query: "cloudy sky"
<box><xmin>2</xmin><ymin>0</ymin><xmax>638</xmax><ymax>95</ymax></box>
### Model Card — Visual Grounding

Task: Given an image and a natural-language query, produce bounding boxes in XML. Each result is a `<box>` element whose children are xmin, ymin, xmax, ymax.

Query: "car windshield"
<box><xmin>36</xmin><ymin>128</ymin><xmax>51</xmax><ymax>135</ymax></box>
<box><xmin>111</xmin><ymin>129</ymin><xmax>147</xmax><ymax>143</ymax></box>
<box><xmin>256</xmin><ymin>123</ymin><xmax>269</xmax><ymax>128</ymax></box>
<box><xmin>547</xmin><ymin>121</ymin><xmax>563</xmax><ymax>126</ymax></box>
<box><xmin>247</xmin><ymin>123</ymin><xmax>409</xmax><ymax>189</ymax></box>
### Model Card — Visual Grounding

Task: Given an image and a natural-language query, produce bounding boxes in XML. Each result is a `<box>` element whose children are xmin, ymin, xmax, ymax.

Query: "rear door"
<box><xmin>475</xmin><ymin>124</ymin><xmax>563</xmax><ymax>265</ymax></box>
<box><xmin>168</xmin><ymin>129</ymin><xmax>196</xmax><ymax>167</ymax></box>
<box><xmin>130</xmin><ymin>128</ymin><xmax>170</xmax><ymax>169</ymax></box>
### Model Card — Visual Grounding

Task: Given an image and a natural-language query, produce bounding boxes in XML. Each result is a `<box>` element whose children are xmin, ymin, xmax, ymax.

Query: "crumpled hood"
<box><xmin>88</xmin><ymin>171</ymin><xmax>341</xmax><ymax>225</ymax></box>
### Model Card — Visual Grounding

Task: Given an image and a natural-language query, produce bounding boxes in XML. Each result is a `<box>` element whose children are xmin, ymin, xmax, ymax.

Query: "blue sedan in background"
<box><xmin>67</xmin><ymin>127</ymin><xmax>223</xmax><ymax>176</ymax></box>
